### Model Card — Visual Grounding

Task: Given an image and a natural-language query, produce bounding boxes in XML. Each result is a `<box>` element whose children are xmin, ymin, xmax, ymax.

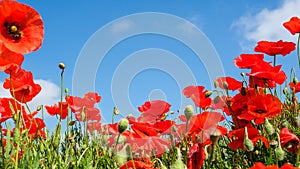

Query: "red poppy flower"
<box><xmin>234</xmin><ymin>54</ymin><xmax>265</xmax><ymax>69</ymax></box>
<box><xmin>45</xmin><ymin>102</ymin><xmax>69</xmax><ymax>120</ymax></box>
<box><xmin>279</xmin><ymin>127</ymin><xmax>300</xmax><ymax>154</ymax></box>
<box><xmin>0</xmin><ymin>0</ymin><xmax>44</xmax><ymax>54</ymax></box>
<box><xmin>66</xmin><ymin>92</ymin><xmax>101</xmax><ymax>122</ymax></box>
<box><xmin>228</xmin><ymin>125</ymin><xmax>269</xmax><ymax>151</ymax></box>
<box><xmin>187</xmin><ymin>142</ymin><xmax>206</xmax><ymax>169</ymax></box>
<box><xmin>247</xmin><ymin>63</ymin><xmax>287</xmax><ymax>88</ymax></box>
<box><xmin>183</xmin><ymin>86</ymin><xmax>212</xmax><ymax>110</ymax></box>
<box><xmin>22</xmin><ymin>111</ymin><xmax>46</xmax><ymax>139</ymax></box>
<box><xmin>138</xmin><ymin>100</ymin><xmax>171</xmax><ymax>122</ymax></box>
<box><xmin>0</xmin><ymin>97</ymin><xmax>22</xmax><ymax>123</ymax></box>
<box><xmin>238</xmin><ymin>94</ymin><xmax>282</xmax><ymax>124</ymax></box>
<box><xmin>120</xmin><ymin>160</ymin><xmax>156</xmax><ymax>169</ymax></box>
<box><xmin>289</xmin><ymin>81</ymin><xmax>300</xmax><ymax>93</ymax></box>
<box><xmin>214</xmin><ymin>77</ymin><xmax>242</xmax><ymax>91</ymax></box>
<box><xmin>248</xmin><ymin>162</ymin><xmax>298</xmax><ymax>169</ymax></box>
<box><xmin>254</xmin><ymin>40</ymin><xmax>296</xmax><ymax>56</ymax></box>
<box><xmin>188</xmin><ymin>111</ymin><xmax>225</xmax><ymax>135</ymax></box>
<box><xmin>283</xmin><ymin>16</ymin><xmax>300</xmax><ymax>35</ymax></box>
<box><xmin>3</xmin><ymin>70</ymin><xmax>41</xmax><ymax>103</ymax></box>
<box><xmin>0</xmin><ymin>43</ymin><xmax>23</xmax><ymax>71</ymax></box>
<box><xmin>87</xmin><ymin>121</ymin><xmax>101</xmax><ymax>133</ymax></box>
<box><xmin>131</xmin><ymin>120</ymin><xmax>174</xmax><ymax>137</ymax></box>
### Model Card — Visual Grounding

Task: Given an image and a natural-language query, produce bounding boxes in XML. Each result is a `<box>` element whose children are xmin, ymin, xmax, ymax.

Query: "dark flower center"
<box><xmin>3</xmin><ymin>22</ymin><xmax>22</xmax><ymax>41</ymax></box>
<box><xmin>255</xmin><ymin>109</ymin><xmax>266</xmax><ymax>114</ymax></box>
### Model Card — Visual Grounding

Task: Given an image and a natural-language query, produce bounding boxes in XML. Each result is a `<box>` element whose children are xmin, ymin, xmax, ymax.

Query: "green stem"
<box><xmin>273</xmin><ymin>55</ymin><xmax>276</xmax><ymax>66</ymax></box>
<box><xmin>112</xmin><ymin>113</ymin><xmax>115</xmax><ymax>124</ymax></box>
<box><xmin>59</xmin><ymin>69</ymin><xmax>64</xmax><ymax>122</ymax></box>
<box><xmin>115</xmin><ymin>133</ymin><xmax>120</xmax><ymax>153</ymax></box>
<box><xmin>297</xmin><ymin>34</ymin><xmax>300</xmax><ymax>68</ymax></box>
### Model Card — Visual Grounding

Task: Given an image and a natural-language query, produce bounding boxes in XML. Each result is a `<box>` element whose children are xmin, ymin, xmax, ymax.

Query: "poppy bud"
<box><xmin>65</xmin><ymin>88</ymin><xmax>69</xmax><ymax>94</ymax></box>
<box><xmin>222</xmin><ymin>82</ymin><xmax>228</xmax><ymax>90</ymax></box>
<box><xmin>210</xmin><ymin>129</ymin><xmax>221</xmax><ymax>144</ymax></box>
<box><xmin>113</xmin><ymin>107</ymin><xmax>120</xmax><ymax>115</ymax></box>
<box><xmin>283</xmin><ymin>87</ymin><xmax>289</xmax><ymax>95</ymax></box>
<box><xmin>205</xmin><ymin>91</ymin><xmax>213</xmax><ymax>98</ymax></box>
<box><xmin>293</xmin><ymin>77</ymin><xmax>298</xmax><ymax>84</ymax></box>
<box><xmin>275</xmin><ymin>146</ymin><xmax>285</xmax><ymax>161</ymax></box>
<box><xmin>170</xmin><ymin>111</ymin><xmax>175</xmax><ymax>114</ymax></box>
<box><xmin>214</xmin><ymin>81</ymin><xmax>219</xmax><ymax>88</ymax></box>
<box><xmin>58</xmin><ymin>62</ymin><xmax>65</xmax><ymax>70</ymax></box>
<box><xmin>213</xmin><ymin>96</ymin><xmax>220</xmax><ymax>104</ymax></box>
<box><xmin>241</xmin><ymin>87</ymin><xmax>246</xmax><ymax>96</ymax></box>
<box><xmin>240</xmin><ymin>72</ymin><xmax>245</xmax><ymax>77</ymax></box>
<box><xmin>243</xmin><ymin>127</ymin><xmax>254</xmax><ymax>151</ymax></box>
<box><xmin>264</xmin><ymin>118</ymin><xmax>274</xmax><ymax>135</ymax></box>
<box><xmin>184</xmin><ymin>105</ymin><xmax>194</xmax><ymax>121</ymax></box>
<box><xmin>118</xmin><ymin>118</ymin><xmax>128</xmax><ymax>134</ymax></box>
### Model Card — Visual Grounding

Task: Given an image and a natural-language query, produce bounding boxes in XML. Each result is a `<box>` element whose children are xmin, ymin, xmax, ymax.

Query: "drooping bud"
<box><xmin>113</xmin><ymin>107</ymin><xmax>120</xmax><ymax>115</ymax></box>
<box><xmin>210</xmin><ymin>129</ymin><xmax>221</xmax><ymax>144</ymax></box>
<box><xmin>275</xmin><ymin>133</ymin><xmax>285</xmax><ymax>161</ymax></box>
<box><xmin>213</xmin><ymin>96</ymin><xmax>220</xmax><ymax>104</ymax></box>
<box><xmin>118</xmin><ymin>118</ymin><xmax>128</xmax><ymax>134</ymax></box>
<box><xmin>243</xmin><ymin>127</ymin><xmax>254</xmax><ymax>151</ymax></box>
<box><xmin>240</xmin><ymin>72</ymin><xmax>245</xmax><ymax>77</ymax></box>
<box><xmin>293</xmin><ymin>77</ymin><xmax>298</xmax><ymax>84</ymax></box>
<box><xmin>283</xmin><ymin>87</ymin><xmax>288</xmax><ymax>95</ymax></box>
<box><xmin>65</xmin><ymin>88</ymin><xmax>69</xmax><ymax>94</ymax></box>
<box><xmin>205</xmin><ymin>91</ymin><xmax>213</xmax><ymax>98</ymax></box>
<box><xmin>264</xmin><ymin>118</ymin><xmax>274</xmax><ymax>135</ymax></box>
<box><xmin>222</xmin><ymin>82</ymin><xmax>228</xmax><ymax>90</ymax></box>
<box><xmin>184</xmin><ymin>105</ymin><xmax>194</xmax><ymax>121</ymax></box>
<box><xmin>58</xmin><ymin>62</ymin><xmax>65</xmax><ymax>70</ymax></box>
<box><xmin>170</xmin><ymin>111</ymin><xmax>175</xmax><ymax>114</ymax></box>
<box><xmin>214</xmin><ymin>81</ymin><xmax>219</xmax><ymax>88</ymax></box>
<box><xmin>36</xmin><ymin>105</ymin><xmax>42</xmax><ymax>111</ymax></box>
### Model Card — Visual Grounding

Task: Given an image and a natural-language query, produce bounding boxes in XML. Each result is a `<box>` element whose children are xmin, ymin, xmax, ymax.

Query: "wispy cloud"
<box><xmin>233</xmin><ymin>0</ymin><xmax>300</xmax><ymax>46</ymax></box>
<box><xmin>111</xmin><ymin>19</ymin><xmax>135</xmax><ymax>33</ymax></box>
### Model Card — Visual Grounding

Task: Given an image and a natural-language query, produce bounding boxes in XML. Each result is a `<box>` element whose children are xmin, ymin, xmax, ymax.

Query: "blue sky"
<box><xmin>1</xmin><ymin>0</ymin><xmax>300</xmax><ymax>127</ymax></box>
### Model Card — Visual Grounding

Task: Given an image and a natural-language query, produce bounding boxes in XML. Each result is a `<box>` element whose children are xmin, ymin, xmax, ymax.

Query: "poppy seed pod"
<box><xmin>184</xmin><ymin>105</ymin><xmax>194</xmax><ymax>121</ymax></box>
<box><xmin>244</xmin><ymin>127</ymin><xmax>254</xmax><ymax>151</ymax></box>
<box><xmin>118</xmin><ymin>118</ymin><xmax>128</xmax><ymax>133</ymax></box>
<box><xmin>58</xmin><ymin>62</ymin><xmax>65</xmax><ymax>70</ymax></box>
<box><xmin>210</xmin><ymin>129</ymin><xmax>221</xmax><ymax>144</ymax></box>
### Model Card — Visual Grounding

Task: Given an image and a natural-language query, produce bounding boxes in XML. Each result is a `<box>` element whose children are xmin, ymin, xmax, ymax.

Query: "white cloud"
<box><xmin>0</xmin><ymin>79</ymin><xmax>60</xmax><ymax>111</ymax></box>
<box><xmin>233</xmin><ymin>0</ymin><xmax>300</xmax><ymax>42</ymax></box>
<box><xmin>111</xmin><ymin>19</ymin><xmax>135</xmax><ymax>33</ymax></box>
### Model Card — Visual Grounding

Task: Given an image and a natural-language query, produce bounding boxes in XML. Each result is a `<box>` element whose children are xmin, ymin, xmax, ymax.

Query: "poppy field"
<box><xmin>0</xmin><ymin>0</ymin><xmax>300</xmax><ymax>169</ymax></box>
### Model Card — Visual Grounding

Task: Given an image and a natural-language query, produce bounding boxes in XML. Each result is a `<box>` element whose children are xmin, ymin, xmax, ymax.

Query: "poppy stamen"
<box><xmin>3</xmin><ymin>22</ymin><xmax>22</xmax><ymax>41</ymax></box>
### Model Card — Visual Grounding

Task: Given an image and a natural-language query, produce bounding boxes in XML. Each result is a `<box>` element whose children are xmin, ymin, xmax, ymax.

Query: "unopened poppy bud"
<box><xmin>36</xmin><ymin>105</ymin><xmax>42</xmax><ymax>111</ymax></box>
<box><xmin>65</xmin><ymin>88</ymin><xmax>69</xmax><ymax>94</ymax></box>
<box><xmin>210</xmin><ymin>129</ymin><xmax>221</xmax><ymax>144</ymax></box>
<box><xmin>283</xmin><ymin>87</ymin><xmax>288</xmax><ymax>95</ymax></box>
<box><xmin>113</xmin><ymin>107</ymin><xmax>120</xmax><ymax>115</ymax></box>
<box><xmin>222</xmin><ymin>82</ymin><xmax>228</xmax><ymax>90</ymax></box>
<box><xmin>213</xmin><ymin>96</ymin><xmax>220</xmax><ymax>104</ymax></box>
<box><xmin>58</xmin><ymin>62</ymin><xmax>65</xmax><ymax>70</ymax></box>
<box><xmin>214</xmin><ymin>81</ymin><xmax>219</xmax><ymax>88</ymax></box>
<box><xmin>205</xmin><ymin>91</ymin><xmax>213</xmax><ymax>98</ymax></box>
<box><xmin>184</xmin><ymin>105</ymin><xmax>194</xmax><ymax>121</ymax></box>
<box><xmin>160</xmin><ymin>114</ymin><xmax>167</xmax><ymax>120</ymax></box>
<box><xmin>240</xmin><ymin>72</ymin><xmax>245</xmax><ymax>77</ymax></box>
<box><xmin>170</xmin><ymin>111</ymin><xmax>175</xmax><ymax>114</ymax></box>
<box><xmin>118</xmin><ymin>118</ymin><xmax>128</xmax><ymax>133</ymax></box>
<box><xmin>263</xmin><ymin>88</ymin><xmax>267</xmax><ymax>94</ymax></box>
<box><xmin>264</xmin><ymin>118</ymin><xmax>274</xmax><ymax>135</ymax></box>
<box><xmin>241</xmin><ymin>87</ymin><xmax>246</xmax><ymax>96</ymax></box>
<box><xmin>244</xmin><ymin>127</ymin><xmax>254</xmax><ymax>151</ymax></box>
<box><xmin>275</xmin><ymin>146</ymin><xmax>285</xmax><ymax>161</ymax></box>
<box><xmin>293</xmin><ymin>77</ymin><xmax>298</xmax><ymax>84</ymax></box>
